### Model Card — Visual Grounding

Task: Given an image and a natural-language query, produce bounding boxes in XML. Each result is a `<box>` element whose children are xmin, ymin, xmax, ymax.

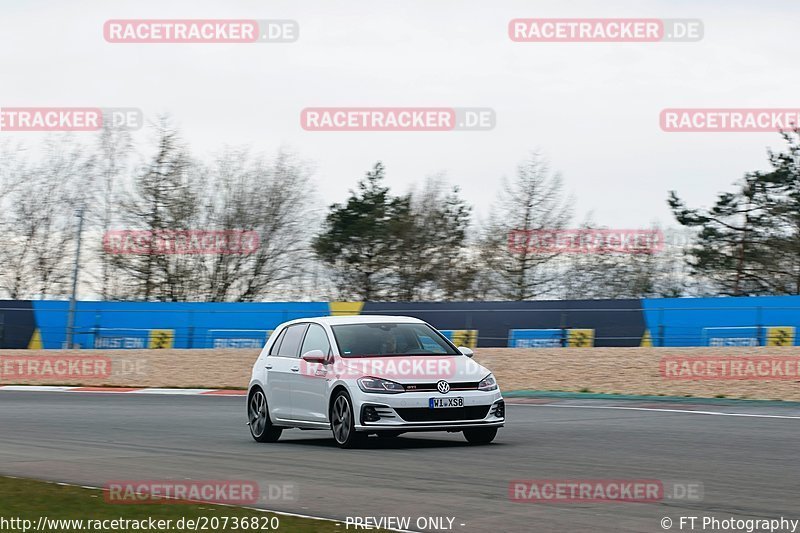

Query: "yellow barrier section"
<box><xmin>450</xmin><ymin>329</ymin><xmax>479</xmax><ymax>348</ymax></box>
<box><xmin>328</xmin><ymin>302</ymin><xmax>364</xmax><ymax>316</ymax></box>
<box><xmin>767</xmin><ymin>326</ymin><xmax>795</xmax><ymax>346</ymax></box>
<box><xmin>148</xmin><ymin>329</ymin><xmax>175</xmax><ymax>349</ymax></box>
<box><xmin>567</xmin><ymin>329</ymin><xmax>595</xmax><ymax>347</ymax></box>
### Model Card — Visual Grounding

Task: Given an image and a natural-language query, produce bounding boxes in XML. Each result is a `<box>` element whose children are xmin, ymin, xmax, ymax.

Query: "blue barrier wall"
<box><xmin>641</xmin><ymin>296</ymin><xmax>800</xmax><ymax>347</ymax></box>
<box><xmin>30</xmin><ymin>301</ymin><xmax>330</xmax><ymax>349</ymax></box>
<box><xmin>361</xmin><ymin>300</ymin><xmax>645</xmax><ymax>347</ymax></box>
<box><xmin>2</xmin><ymin>296</ymin><xmax>799</xmax><ymax>349</ymax></box>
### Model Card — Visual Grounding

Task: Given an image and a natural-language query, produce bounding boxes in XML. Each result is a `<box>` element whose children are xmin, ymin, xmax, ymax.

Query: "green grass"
<box><xmin>0</xmin><ymin>477</ymin><xmax>382</xmax><ymax>532</ymax></box>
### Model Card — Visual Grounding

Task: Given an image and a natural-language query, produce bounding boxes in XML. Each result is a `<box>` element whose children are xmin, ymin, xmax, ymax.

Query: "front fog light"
<box><xmin>362</xmin><ymin>405</ymin><xmax>381</xmax><ymax>423</ymax></box>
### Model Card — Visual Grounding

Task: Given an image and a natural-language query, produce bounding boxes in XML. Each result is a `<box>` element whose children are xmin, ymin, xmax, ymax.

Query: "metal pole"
<box><xmin>65</xmin><ymin>206</ymin><xmax>85</xmax><ymax>349</ymax></box>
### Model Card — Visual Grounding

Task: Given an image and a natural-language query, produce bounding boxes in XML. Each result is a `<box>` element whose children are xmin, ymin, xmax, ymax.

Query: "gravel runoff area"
<box><xmin>2</xmin><ymin>347</ymin><xmax>800</xmax><ymax>401</ymax></box>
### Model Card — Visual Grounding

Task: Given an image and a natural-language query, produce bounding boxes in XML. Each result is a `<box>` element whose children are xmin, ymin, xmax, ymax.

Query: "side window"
<box><xmin>268</xmin><ymin>328</ymin><xmax>287</xmax><ymax>356</ymax></box>
<box><xmin>300</xmin><ymin>324</ymin><xmax>331</xmax><ymax>356</ymax></box>
<box><xmin>277</xmin><ymin>324</ymin><xmax>308</xmax><ymax>358</ymax></box>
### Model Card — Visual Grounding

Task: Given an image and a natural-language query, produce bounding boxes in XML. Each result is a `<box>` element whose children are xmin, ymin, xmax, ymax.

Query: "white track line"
<box><xmin>511</xmin><ymin>403</ymin><xmax>800</xmax><ymax>420</ymax></box>
<box><xmin>5</xmin><ymin>385</ymin><xmax>797</xmax><ymax>420</ymax></box>
<box><xmin>134</xmin><ymin>388</ymin><xmax>217</xmax><ymax>395</ymax></box>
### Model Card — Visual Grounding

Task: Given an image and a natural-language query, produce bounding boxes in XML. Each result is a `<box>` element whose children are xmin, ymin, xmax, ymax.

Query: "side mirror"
<box><xmin>458</xmin><ymin>346</ymin><xmax>474</xmax><ymax>358</ymax></box>
<box><xmin>301</xmin><ymin>349</ymin><xmax>327</xmax><ymax>363</ymax></box>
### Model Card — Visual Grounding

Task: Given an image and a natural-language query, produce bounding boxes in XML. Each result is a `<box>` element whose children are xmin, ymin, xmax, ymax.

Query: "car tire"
<box><xmin>330</xmin><ymin>391</ymin><xmax>365</xmax><ymax>449</ymax></box>
<box><xmin>463</xmin><ymin>427</ymin><xmax>498</xmax><ymax>445</ymax></box>
<box><xmin>248</xmin><ymin>388</ymin><xmax>282</xmax><ymax>443</ymax></box>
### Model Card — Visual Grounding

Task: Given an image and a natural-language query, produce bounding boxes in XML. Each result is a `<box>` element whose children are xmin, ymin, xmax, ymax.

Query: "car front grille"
<box><xmin>395</xmin><ymin>405</ymin><xmax>491</xmax><ymax>422</ymax></box>
<box><xmin>402</xmin><ymin>382</ymin><xmax>479</xmax><ymax>392</ymax></box>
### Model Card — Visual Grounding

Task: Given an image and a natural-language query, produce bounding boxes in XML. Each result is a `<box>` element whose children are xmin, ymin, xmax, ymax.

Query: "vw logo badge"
<box><xmin>437</xmin><ymin>380</ymin><xmax>450</xmax><ymax>394</ymax></box>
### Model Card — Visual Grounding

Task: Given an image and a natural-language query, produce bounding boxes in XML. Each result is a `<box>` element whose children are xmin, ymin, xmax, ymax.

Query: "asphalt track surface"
<box><xmin>1</xmin><ymin>392</ymin><xmax>799</xmax><ymax>533</ymax></box>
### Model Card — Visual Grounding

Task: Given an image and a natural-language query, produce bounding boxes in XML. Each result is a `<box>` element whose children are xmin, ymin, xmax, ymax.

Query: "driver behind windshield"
<box><xmin>380</xmin><ymin>332</ymin><xmax>399</xmax><ymax>354</ymax></box>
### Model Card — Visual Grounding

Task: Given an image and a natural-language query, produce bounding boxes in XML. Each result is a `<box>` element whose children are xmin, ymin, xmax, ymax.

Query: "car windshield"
<box><xmin>331</xmin><ymin>323</ymin><xmax>460</xmax><ymax>357</ymax></box>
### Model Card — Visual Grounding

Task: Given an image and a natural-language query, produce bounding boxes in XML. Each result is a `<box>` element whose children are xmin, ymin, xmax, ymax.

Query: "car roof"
<box><xmin>280</xmin><ymin>315</ymin><xmax>426</xmax><ymax>327</ymax></box>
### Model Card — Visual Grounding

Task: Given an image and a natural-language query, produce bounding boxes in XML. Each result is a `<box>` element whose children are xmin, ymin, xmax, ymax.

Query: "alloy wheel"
<box><xmin>332</xmin><ymin>395</ymin><xmax>351</xmax><ymax>444</ymax></box>
<box><xmin>249</xmin><ymin>390</ymin><xmax>267</xmax><ymax>437</ymax></box>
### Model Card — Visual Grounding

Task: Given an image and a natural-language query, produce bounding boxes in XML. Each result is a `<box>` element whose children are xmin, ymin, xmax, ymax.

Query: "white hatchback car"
<box><xmin>247</xmin><ymin>315</ymin><xmax>505</xmax><ymax>448</ymax></box>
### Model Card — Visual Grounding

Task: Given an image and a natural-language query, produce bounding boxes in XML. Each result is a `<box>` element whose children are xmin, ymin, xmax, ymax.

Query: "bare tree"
<box><xmin>0</xmin><ymin>142</ymin><xmax>28</xmax><ymax>296</ymax></box>
<box><xmin>477</xmin><ymin>152</ymin><xmax>572</xmax><ymax>300</ymax></box>
<box><xmin>0</xmin><ymin>137</ymin><xmax>91</xmax><ymax>298</ymax></box>
<box><xmin>202</xmin><ymin>147</ymin><xmax>316</xmax><ymax>301</ymax></box>
<box><xmin>560</xmin><ymin>222</ymin><xmax>687</xmax><ymax>299</ymax></box>
<box><xmin>89</xmin><ymin>123</ymin><xmax>133</xmax><ymax>299</ymax></box>
<box><xmin>0</xmin><ymin>141</ymin><xmax>27</xmax><ymax>202</ymax></box>
<box><xmin>109</xmin><ymin>119</ymin><xmax>205</xmax><ymax>301</ymax></box>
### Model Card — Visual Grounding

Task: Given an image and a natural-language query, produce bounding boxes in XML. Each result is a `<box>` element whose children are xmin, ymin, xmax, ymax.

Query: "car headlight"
<box><xmin>478</xmin><ymin>374</ymin><xmax>498</xmax><ymax>391</ymax></box>
<box><xmin>357</xmin><ymin>377</ymin><xmax>404</xmax><ymax>394</ymax></box>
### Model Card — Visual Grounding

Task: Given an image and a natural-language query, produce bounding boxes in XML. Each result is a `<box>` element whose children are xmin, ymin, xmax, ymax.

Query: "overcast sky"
<box><xmin>2</xmin><ymin>0</ymin><xmax>799</xmax><ymax>228</ymax></box>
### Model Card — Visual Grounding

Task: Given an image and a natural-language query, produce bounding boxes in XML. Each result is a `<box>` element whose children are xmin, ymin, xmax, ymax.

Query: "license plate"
<box><xmin>429</xmin><ymin>397</ymin><xmax>464</xmax><ymax>409</ymax></box>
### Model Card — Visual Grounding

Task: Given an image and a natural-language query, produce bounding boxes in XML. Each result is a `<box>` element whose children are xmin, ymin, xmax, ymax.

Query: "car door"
<box><xmin>291</xmin><ymin>323</ymin><xmax>332</xmax><ymax>423</ymax></box>
<box><xmin>264</xmin><ymin>323</ymin><xmax>307</xmax><ymax>421</ymax></box>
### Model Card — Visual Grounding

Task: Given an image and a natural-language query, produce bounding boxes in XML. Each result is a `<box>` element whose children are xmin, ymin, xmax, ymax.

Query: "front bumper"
<box><xmin>352</xmin><ymin>389</ymin><xmax>505</xmax><ymax>431</ymax></box>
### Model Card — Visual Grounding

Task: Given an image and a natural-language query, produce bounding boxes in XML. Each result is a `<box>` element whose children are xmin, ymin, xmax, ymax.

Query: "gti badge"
<box><xmin>437</xmin><ymin>380</ymin><xmax>450</xmax><ymax>394</ymax></box>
